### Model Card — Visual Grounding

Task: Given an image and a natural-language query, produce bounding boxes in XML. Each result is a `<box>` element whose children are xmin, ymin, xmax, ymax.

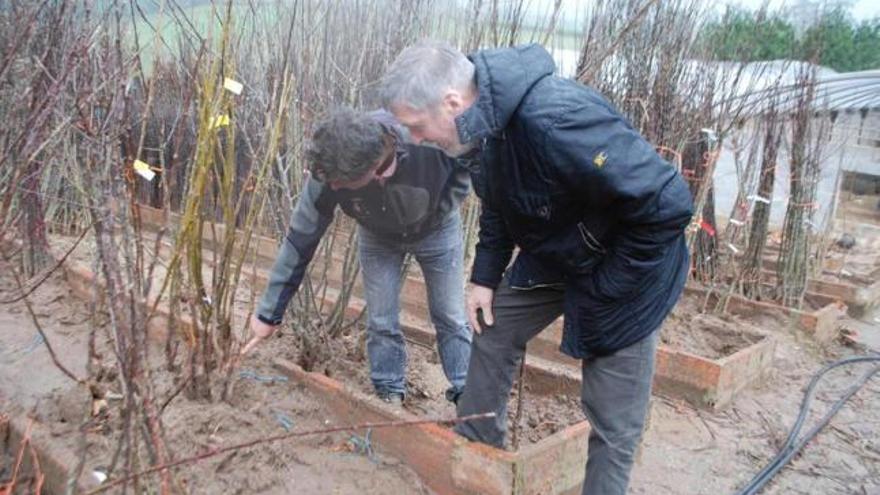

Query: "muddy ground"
<box><xmin>2</xmin><ymin>230</ymin><xmax>879</xmax><ymax>494</ymax></box>
<box><xmin>636</xmin><ymin>301</ymin><xmax>880</xmax><ymax>494</ymax></box>
<box><xmin>277</xmin><ymin>323</ymin><xmax>584</xmax><ymax>448</ymax></box>
<box><xmin>49</xmin><ymin>229</ymin><xmax>586</xmax><ymax>448</ymax></box>
<box><xmin>0</xmin><ymin>266</ymin><xmax>431</xmax><ymax>494</ymax></box>
<box><xmin>661</xmin><ymin>297</ymin><xmax>769</xmax><ymax>359</ymax></box>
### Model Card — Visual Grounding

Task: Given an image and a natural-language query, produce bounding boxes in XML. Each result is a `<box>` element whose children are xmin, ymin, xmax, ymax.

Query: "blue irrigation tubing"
<box><xmin>272</xmin><ymin>410</ymin><xmax>295</xmax><ymax>432</ymax></box>
<box><xmin>4</xmin><ymin>333</ymin><xmax>43</xmax><ymax>360</ymax></box>
<box><xmin>22</xmin><ymin>332</ymin><xmax>45</xmax><ymax>354</ymax></box>
<box><xmin>347</xmin><ymin>428</ymin><xmax>376</xmax><ymax>461</ymax></box>
<box><xmin>238</xmin><ymin>369</ymin><xmax>288</xmax><ymax>383</ymax></box>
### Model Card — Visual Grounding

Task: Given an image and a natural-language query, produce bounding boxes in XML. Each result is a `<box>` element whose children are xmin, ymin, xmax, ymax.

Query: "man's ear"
<box><xmin>442</xmin><ymin>90</ymin><xmax>465</xmax><ymax>115</ymax></box>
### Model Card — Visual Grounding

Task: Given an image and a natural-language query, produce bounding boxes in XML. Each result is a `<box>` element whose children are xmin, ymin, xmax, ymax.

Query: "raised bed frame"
<box><xmin>52</xmin><ymin>241</ymin><xmax>591</xmax><ymax>495</ymax></box>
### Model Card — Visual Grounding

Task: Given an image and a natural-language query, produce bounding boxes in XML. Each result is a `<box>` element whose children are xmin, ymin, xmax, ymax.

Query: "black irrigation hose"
<box><xmin>735</xmin><ymin>355</ymin><xmax>880</xmax><ymax>495</ymax></box>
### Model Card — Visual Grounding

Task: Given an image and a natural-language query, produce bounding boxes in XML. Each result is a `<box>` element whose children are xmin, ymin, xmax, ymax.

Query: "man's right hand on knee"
<box><xmin>467</xmin><ymin>284</ymin><xmax>495</xmax><ymax>333</ymax></box>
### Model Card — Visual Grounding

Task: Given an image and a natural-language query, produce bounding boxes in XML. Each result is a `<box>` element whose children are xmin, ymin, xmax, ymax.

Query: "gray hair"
<box><xmin>380</xmin><ymin>40</ymin><xmax>475</xmax><ymax>111</ymax></box>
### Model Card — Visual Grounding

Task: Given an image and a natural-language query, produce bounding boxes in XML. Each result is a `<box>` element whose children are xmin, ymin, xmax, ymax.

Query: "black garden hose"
<box><xmin>734</xmin><ymin>354</ymin><xmax>880</xmax><ymax>495</ymax></box>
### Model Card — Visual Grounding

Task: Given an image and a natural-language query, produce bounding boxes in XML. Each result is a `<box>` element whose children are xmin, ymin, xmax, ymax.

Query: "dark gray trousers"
<box><xmin>455</xmin><ymin>276</ymin><xmax>658</xmax><ymax>495</ymax></box>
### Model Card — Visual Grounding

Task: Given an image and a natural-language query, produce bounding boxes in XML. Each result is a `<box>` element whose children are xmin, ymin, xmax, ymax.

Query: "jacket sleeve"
<box><xmin>545</xmin><ymin>103</ymin><xmax>694</xmax><ymax>303</ymax></box>
<box><xmin>437</xmin><ymin>159</ymin><xmax>472</xmax><ymax>214</ymax></box>
<box><xmin>445</xmin><ymin>166</ymin><xmax>472</xmax><ymax>210</ymax></box>
<box><xmin>255</xmin><ymin>176</ymin><xmax>336</xmax><ymax>324</ymax></box>
<box><xmin>470</xmin><ymin>202</ymin><xmax>515</xmax><ymax>289</ymax></box>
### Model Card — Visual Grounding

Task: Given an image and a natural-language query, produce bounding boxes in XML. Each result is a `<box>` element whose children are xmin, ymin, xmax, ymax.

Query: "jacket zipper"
<box><xmin>510</xmin><ymin>282</ymin><xmax>565</xmax><ymax>291</ymax></box>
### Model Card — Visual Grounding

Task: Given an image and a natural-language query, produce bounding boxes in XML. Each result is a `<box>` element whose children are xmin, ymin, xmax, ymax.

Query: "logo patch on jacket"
<box><xmin>593</xmin><ymin>151</ymin><xmax>607</xmax><ymax>168</ymax></box>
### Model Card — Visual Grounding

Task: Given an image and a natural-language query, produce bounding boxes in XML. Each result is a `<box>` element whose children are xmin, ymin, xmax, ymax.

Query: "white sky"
<box><xmin>718</xmin><ymin>0</ymin><xmax>878</xmax><ymax>19</ymax></box>
<box><xmin>526</xmin><ymin>0</ymin><xmax>880</xmax><ymax>22</ymax></box>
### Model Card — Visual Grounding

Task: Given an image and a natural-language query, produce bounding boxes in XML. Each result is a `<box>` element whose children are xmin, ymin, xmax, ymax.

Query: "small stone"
<box><xmin>835</xmin><ymin>233</ymin><xmax>856</xmax><ymax>250</ymax></box>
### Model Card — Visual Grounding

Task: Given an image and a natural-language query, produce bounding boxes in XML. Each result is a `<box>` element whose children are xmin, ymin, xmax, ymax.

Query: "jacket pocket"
<box><xmin>506</xmin><ymin>193</ymin><xmax>554</xmax><ymax>249</ymax></box>
<box><xmin>510</xmin><ymin>193</ymin><xmax>552</xmax><ymax>222</ymax></box>
<box><xmin>577</xmin><ymin>222</ymin><xmax>607</xmax><ymax>254</ymax></box>
<box><xmin>563</xmin><ymin>285</ymin><xmax>631</xmax><ymax>356</ymax></box>
<box><xmin>563</xmin><ymin>288</ymin><xmax>609</xmax><ymax>353</ymax></box>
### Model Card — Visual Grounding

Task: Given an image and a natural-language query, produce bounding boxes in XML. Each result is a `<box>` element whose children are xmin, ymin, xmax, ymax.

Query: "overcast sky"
<box><xmin>728</xmin><ymin>0</ymin><xmax>880</xmax><ymax>19</ymax></box>
<box><xmin>529</xmin><ymin>0</ymin><xmax>880</xmax><ymax>24</ymax></box>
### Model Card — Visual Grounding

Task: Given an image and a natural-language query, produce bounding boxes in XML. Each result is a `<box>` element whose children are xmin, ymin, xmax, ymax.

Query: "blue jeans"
<box><xmin>358</xmin><ymin>212</ymin><xmax>472</xmax><ymax>397</ymax></box>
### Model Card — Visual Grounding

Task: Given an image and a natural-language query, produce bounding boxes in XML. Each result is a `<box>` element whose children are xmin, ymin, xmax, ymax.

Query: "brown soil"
<box><xmin>743</xmin><ymin>288</ymin><xmax>825</xmax><ymax>312</ymax></box>
<box><xmin>508</xmin><ymin>382</ymin><xmax>583</xmax><ymax>446</ymax></box>
<box><xmin>49</xmin><ymin>230</ymin><xmax>585</xmax><ymax>450</ymax></box>
<box><xmin>6</xmin><ymin>230</ymin><xmax>879</xmax><ymax>495</ymax></box>
<box><xmin>822</xmin><ymin>251</ymin><xmax>880</xmax><ymax>286</ymax></box>
<box><xmin>816</xmin><ymin>269</ymin><xmax>877</xmax><ymax>287</ymax></box>
<box><xmin>273</xmin><ymin>323</ymin><xmax>585</xmax><ymax>449</ymax></box>
<box><xmin>5</xmin><ymin>228</ymin><xmax>581</xmax><ymax>495</ymax></box>
<box><xmin>824</xmin><ymin>219</ymin><xmax>880</xmax><ymax>280</ymax></box>
<box><xmin>760</xmin><ymin>222</ymin><xmax>879</xmax><ymax>290</ymax></box>
<box><xmin>0</xmin><ymin>260</ymin><xmax>431</xmax><ymax>494</ymax></box>
<box><xmin>660</xmin><ymin>297</ymin><xmax>765</xmax><ymax>359</ymax></box>
<box><xmin>632</xmin><ymin>322</ymin><xmax>880</xmax><ymax>495</ymax></box>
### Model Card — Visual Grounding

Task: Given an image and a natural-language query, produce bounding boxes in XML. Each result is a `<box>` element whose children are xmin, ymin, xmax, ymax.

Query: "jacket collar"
<box><xmin>455</xmin><ymin>44</ymin><xmax>556</xmax><ymax>145</ymax></box>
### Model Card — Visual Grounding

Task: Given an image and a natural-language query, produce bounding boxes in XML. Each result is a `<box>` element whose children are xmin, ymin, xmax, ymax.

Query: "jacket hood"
<box><xmin>455</xmin><ymin>44</ymin><xmax>556</xmax><ymax>144</ymax></box>
<box><xmin>369</xmin><ymin>108</ymin><xmax>411</xmax><ymax>147</ymax></box>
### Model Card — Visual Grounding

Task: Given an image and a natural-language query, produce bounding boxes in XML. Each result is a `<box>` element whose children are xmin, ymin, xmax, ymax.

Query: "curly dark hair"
<box><xmin>306</xmin><ymin>107</ymin><xmax>387</xmax><ymax>183</ymax></box>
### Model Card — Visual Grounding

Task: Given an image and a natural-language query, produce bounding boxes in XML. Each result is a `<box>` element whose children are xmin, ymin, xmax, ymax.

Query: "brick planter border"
<box><xmin>683</xmin><ymin>286</ymin><xmax>846</xmax><ymax>343</ymax></box>
<box><xmin>52</xmin><ymin>246</ymin><xmax>591</xmax><ymax>495</ymax></box>
<box><xmin>2</xmin><ymin>415</ymin><xmax>98</xmax><ymax>494</ymax></box>
<box><xmin>274</xmin><ymin>358</ymin><xmax>589</xmax><ymax>495</ymax></box>
<box><xmin>524</xmin><ymin>318</ymin><xmax>776</xmax><ymax>410</ymax></box>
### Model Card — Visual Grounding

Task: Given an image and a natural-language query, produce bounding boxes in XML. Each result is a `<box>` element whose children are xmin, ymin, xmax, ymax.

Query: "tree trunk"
<box><xmin>777</xmin><ymin>75</ymin><xmax>821</xmax><ymax>308</ymax></box>
<box><xmin>19</xmin><ymin>163</ymin><xmax>51</xmax><ymax>277</ymax></box>
<box><xmin>741</xmin><ymin>108</ymin><xmax>781</xmax><ymax>299</ymax></box>
<box><xmin>682</xmin><ymin>135</ymin><xmax>717</xmax><ymax>283</ymax></box>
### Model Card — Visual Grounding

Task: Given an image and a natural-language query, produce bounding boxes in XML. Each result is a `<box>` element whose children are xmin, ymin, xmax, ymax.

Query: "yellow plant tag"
<box><xmin>223</xmin><ymin>78</ymin><xmax>243</xmax><ymax>95</ymax></box>
<box><xmin>211</xmin><ymin>114</ymin><xmax>230</xmax><ymax>129</ymax></box>
<box><xmin>133</xmin><ymin>159</ymin><xmax>156</xmax><ymax>181</ymax></box>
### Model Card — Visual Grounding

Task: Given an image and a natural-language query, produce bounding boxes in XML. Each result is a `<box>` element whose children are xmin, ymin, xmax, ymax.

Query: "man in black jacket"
<box><xmin>245</xmin><ymin>107</ymin><xmax>472</xmax><ymax>406</ymax></box>
<box><xmin>381</xmin><ymin>42</ymin><xmax>693</xmax><ymax>494</ymax></box>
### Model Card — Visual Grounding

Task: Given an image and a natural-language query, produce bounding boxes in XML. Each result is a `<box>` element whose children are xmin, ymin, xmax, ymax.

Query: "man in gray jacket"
<box><xmin>246</xmin><ymin>107</ymin><xmax>472</xmax><ymax>405</ymax></box>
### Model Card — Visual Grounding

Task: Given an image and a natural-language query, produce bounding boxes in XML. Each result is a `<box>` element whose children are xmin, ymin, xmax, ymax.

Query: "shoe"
<box><xmin>378</xmin><ymin>392</ymin><xmax>404</xmax><ymax>406</ymax></box>
<box><xmin>445</xmin><ymin>387</ymin><xmax>463</xmax><ymax>405</ymax></box>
